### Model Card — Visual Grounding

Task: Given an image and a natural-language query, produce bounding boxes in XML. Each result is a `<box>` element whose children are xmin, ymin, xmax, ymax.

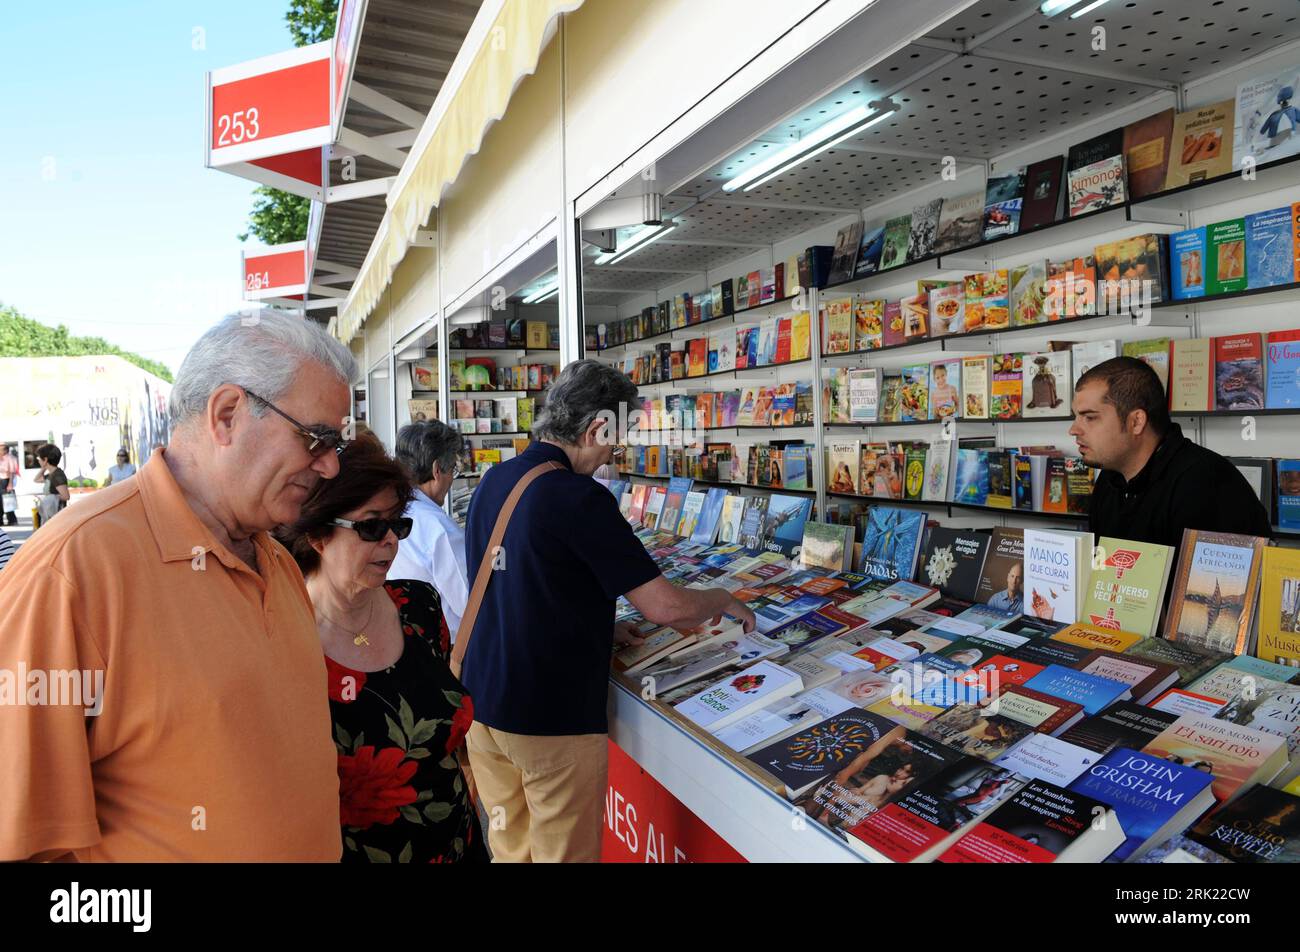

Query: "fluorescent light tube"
<box><xmin>1068</xmin><ymin>0</ymin><xmax>1112</xmax><ymax>17</ymax></box>
<box><xmin>723</xmin><ymin>102</ymin><xmax>899</xmax><ymax>193</ymax></box>
<box><xmin>595</xmin><ymin>222</ymin><xmax>677</xmax><ymax>266</ymax></box>
<box><xmin>1039</xmin><ymin>0</ymin><xmax>1085</xmax><ymax>14</ymax></box>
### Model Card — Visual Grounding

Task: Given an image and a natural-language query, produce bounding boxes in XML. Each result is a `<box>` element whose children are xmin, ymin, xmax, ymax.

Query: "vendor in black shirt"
<box><xmin>1069</xmin><ymin>356</ymin><xmax>1271</xmax><ymax>555</ymax></box>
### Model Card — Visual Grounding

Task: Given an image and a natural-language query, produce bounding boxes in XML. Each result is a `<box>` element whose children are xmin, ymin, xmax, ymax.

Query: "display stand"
<box><xmin>606</xmin><ymin>679</ymin><xmax>865</xmax><ymax>863</ymax></box>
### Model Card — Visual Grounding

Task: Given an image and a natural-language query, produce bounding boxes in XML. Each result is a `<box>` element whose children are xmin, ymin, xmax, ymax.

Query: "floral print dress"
<box><xmin>324</xmin><ymin>579</ymin><xmax>487</xmax><ymax>863</ymax></box>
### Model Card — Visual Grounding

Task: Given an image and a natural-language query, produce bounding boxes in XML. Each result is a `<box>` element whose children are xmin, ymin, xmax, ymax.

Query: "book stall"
<box><xmin>583</xmin><ymin>0</ymin><xmax>1300</xmax><ymax>863</ymax></box>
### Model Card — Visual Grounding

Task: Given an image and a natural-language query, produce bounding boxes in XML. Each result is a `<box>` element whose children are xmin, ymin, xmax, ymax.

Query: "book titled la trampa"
<box><xmin>1023</xmin><ymin>664</ymin><xmax>1132</xmax><ymax>716</ymax></box>
<box><xmin>1068</xmin><ymin>747</ymin><xmax>1216</xmax><ymax>862</ymax></box>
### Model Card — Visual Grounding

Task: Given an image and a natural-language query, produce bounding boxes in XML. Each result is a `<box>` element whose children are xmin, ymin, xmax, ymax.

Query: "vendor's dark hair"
<box><xmin>1075</xmin><ymin>356</ymin><xmax>1170</xmax><ymax>436</ymax></box>
<box><xmin>275</xmin><ymin>431</ymin><xmax>413</xmax><ymax>575</ymax></box>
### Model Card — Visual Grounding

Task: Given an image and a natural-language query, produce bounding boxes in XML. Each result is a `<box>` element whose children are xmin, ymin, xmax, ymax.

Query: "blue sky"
<box><xmin>0</xmin><ymin>2</ymin><xmax>301</xmax><ymax>373</ymax></box>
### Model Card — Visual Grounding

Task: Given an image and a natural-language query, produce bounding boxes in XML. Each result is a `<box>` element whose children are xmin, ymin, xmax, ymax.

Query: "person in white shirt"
<box><xmin>389</xmin><ymin>420</ymin><xmax>469</xmax><ymax>640</ymax></box>
<box><xmin>103</xmin><ymin>448</ymin><xmax>137</xmax><ymax>487</ymax></box>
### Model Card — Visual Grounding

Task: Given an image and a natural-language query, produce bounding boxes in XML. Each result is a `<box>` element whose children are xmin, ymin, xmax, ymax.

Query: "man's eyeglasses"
<box><xmin>330</xmin><ymin>517</ymin><xmax>413</xmax><ymax>542</ymax></box>
<box><xmin>245</xmin><ymin>389</ymin><xmax>349</xmax><ymax>458</ymax></box>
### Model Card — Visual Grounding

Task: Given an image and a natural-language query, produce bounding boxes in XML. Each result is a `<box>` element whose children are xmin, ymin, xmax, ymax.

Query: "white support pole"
<box><xmin>325</xmin><ymin>176</ymin><xmax>396</xmax><ymax>203</ymax></box>
<box><xmin>556</xmin><ymin>21</ymin><xmax>583</xmax><ymax>368</ymax></box>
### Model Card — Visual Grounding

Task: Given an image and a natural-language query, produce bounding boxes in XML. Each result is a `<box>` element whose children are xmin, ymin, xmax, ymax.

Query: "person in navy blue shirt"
<box><xmin>461</xmin><ymin>359</ymin><xmax>755</xmax><ymax>862</ymax></box>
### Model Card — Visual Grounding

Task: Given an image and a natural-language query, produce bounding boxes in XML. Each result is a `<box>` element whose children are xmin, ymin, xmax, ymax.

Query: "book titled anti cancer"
<box><xmin>672</xmin><ymin>661</ymin><xmax>804</xmax><ymax>733</ymax></box>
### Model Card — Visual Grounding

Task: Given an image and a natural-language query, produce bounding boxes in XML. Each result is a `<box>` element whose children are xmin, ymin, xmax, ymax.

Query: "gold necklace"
<box><xmin>319</xmin><ymin>595</ymin><xmax>377</xmax><ymax>648</ymax></box>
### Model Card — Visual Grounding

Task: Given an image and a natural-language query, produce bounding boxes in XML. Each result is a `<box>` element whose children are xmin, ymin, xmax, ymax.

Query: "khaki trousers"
<box><xmin>466</xmin><ymin>721</ymin><xmax>607</xmax><ymax>863</ymax></box>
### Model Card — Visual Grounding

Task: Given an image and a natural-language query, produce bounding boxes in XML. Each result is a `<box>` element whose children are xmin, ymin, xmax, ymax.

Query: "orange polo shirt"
<box><xmin>0</xmin><ymin>448</ymin><xmax>340</xmax><ymax>861</ymax></box>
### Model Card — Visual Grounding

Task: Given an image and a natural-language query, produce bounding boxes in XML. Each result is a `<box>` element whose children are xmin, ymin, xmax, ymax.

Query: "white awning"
<box><xmin>335</xmin><ymin>0</ymin><xmax>584</xmax><ymax>343</ymax></box>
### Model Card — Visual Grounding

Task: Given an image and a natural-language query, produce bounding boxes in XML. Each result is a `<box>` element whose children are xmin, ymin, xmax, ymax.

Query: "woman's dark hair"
<box><xmin>275</xmin><ymin>431</ymin><xmax>414</xmax><ymax>575</ymax></box>
<box><xmin>36</xmin><ymin>444</ymin><xmax>61</xmax><ymax>465</ymax></box>
<box><xmin>1075</xmin><ymin>356</ymin><xmax>1170</xmax><ymax>436</ymax></box>
<box><xmin>396</xmin><ymin>419</ymin><xmax>463</xmax><ymax>483</ymax></box>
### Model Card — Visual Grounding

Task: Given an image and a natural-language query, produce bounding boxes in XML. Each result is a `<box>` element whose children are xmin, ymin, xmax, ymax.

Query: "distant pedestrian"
<box><xmin>103</xmin><ymin>449</ymin><xmax>137</xmax><ymax>487</ymax></box>
<box><xmin>0</xmin><ymin>444</ymin><xmax>18</xmax><ymax>526</ymax></box>
<box><xmin>33</xmin><ymin>444</ymin><xmax>69</xmax><ymax>520</ymax></box>
<box><xmin>0</xmin><ymin>528</ymin><xmax>13</xmax><ymax>571</ymax></box>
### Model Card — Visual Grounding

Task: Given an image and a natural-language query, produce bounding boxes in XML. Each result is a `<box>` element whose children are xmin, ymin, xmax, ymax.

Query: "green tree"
<box><xmin>239</xmin><ymin>0</ymin><xmax>339</xmax><ymax>245</ymax></box>
<box><xmin>0</xmin><ymin>304</ymin><xmax>174</xmax><ymax>382</ymax></box>
<box><xmin>286</xmin><ymin>0</ymin><xmax>339</xmax><ymax>46</ymax></box>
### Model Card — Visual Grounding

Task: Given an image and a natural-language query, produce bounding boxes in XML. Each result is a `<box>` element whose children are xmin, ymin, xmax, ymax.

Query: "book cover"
<box><xmin>1123</xmin><ymin>107</ymin><xmax>1175</xmax><ymax>200</ymax></box>
<box><xmin>996</xmin><ymin>734</ymin><xmax>1098</xmax><ymax>788</ymax></box>
<box><xmin>901</xmin><ymin>293</ymin><xmax>929</xmax><ymax>343</ymax></box>
<box><xmin>918</xmin><ymin>527</ymin><xmax>990</xmax><ymax>601</ymax></box>
<box><xmin>828</xmin><ymin>221</ymin><xmax>865</xmax><ymax>285</ymax></box>
<box><xmin>1165</xmin><ymin>528</ymin><xmax>1267</xmax><ymax>655</ymax></box>
<box><xmin>1082</xmin><ymin>537</ymin><xmax>1174</xmax><ymax>638</ymax></box>
<box><xmin>801</xmin><ymin>522</ymin><xmax>854</xmax><ymax>573</ymax></box>
<box><xmin>963</xmin><ymin>269</ymin><xmax>1009</xmax><ymax>332</ymax></box>
<box><xmin>853</xmin><ymin>298</ymin><xmax>885</xmax><ymax>351</ymax></box>
<box><xmin>1069</xmin><ymin>747</ymin><xmax>1216</xmax><ymax>861</ymax></box>
<box><xmin>1096</xmin><ymin>232</ymin><xmax>1169</xmax><ymax>311</ymax></box>
<box><xmin>848</xmin><ymin>367</ymin><xmax>880</xmax><ymax>423</ymax></box>
<box><xmin>1266</xmin><ymin>328</ymin><xmax>1300</xmax><ymax>408</ymax></box>
<box><xmin>1076</xmin><ymin>649</ymin><xmax>1179</xmax><ymax>706</ymax></box>
<box><xmin>991</xmin><ymin>353</ymin><xmax>1023</xmax><ymax>419</ymax></box>
<box><xmin>1050</xmin><ymin>622</ymin><xmax>1145</xmax><ymax>654</ymax></box>
<box><xmin>1169</xmin><ymin>226</ymin><xmax>1207</xmax><ymax>300</ymax></box>
<box><xmin>1024</xmin><ymin>528</ymin><xmax>1086</xmax><ymax>624</ymax></box>
<box><xmin>919</xmin><ymin>702</ymin><xmax>1036</xmax><ymax>761</ymax></box>
<box><xmin>1217</xmin><ymin>678</ymin><xmax>1300</xmax><ymax>765</ymax></box>
<box><xmin>960</xmin><ymin>356</ymin><xmax>990</xmax><ymax>419</ymax></box>
<box><xmin>881</xmin><ymin>300</ymin><xmax>905</xmax><ymax>348</ymax></box>
<box><xmin>797</xmin><ymin>725</ymin><xmax>966</xmax><ymax>841</ymax></box>
<box><xmin>717</xmin><ymin>495</ymin><xmax>746</xmax><ymax>545</ymax></box>
<box><xmin>826</xmin><ymin>440</ymin><xmax>860</xmax><ymax>495</ymax></box>
<box><xmin>1070</xmin><ymin>339</ymin><xmax>1118</xmax><ymax>391</ymax></box>
<box><xmin>762</xmin><ymin>495</ymin><xmax>813</xmax><ymax>560</ymax></box>
<box><xmin>1067</xmin><ymin>129</ymin><xmax>1127</xmax><ymax>215</ymax></box>
<box><xmin>1009</xmin><ymin>261</ymin><xmax>1049</xmax><ymax>327</ymax></box>
<box><xmin>672</xmin><ymin>661</ymin><xmax>804</xmax><ymax>732</ymax></box>
<box><xmin>986</xmin><ymin>451</ymin><xmax>1012</xmax><ymax>510</ymax></box>
<box><xmin>675</xmin><ymin>491</ymin><xmax>707</xmax><ymax>540</ymax></box>
<box><xmin>1127</xmin><ymin>637</ymin><xmax>1231</xmax><ymax>688</ymax></box>
<box><xmin>952</xmin><ymin>448</ymin><xmax>989</xmax><ymax>506</ymax></box>
<box><xmin>903</xmin><ymin>447</ymin><xmax>927</xmax><ymax>502</ymax></box>
<box><xmin>982</xmin><ymin>168</ymin><xmax>1025</xmax><ymax>241</ymax></box>
<box><xmin>1168</xmin><ymin>337</ymin><xmax>1214</xmax><ymax>411</ymax></box>
<box><xmin>1021</xmin><ymin>351</ymin><xmax>1070</xmax><ymax>417</ymax></box>
<box><xmin>1206</xmin><ymin>218</ymin><xmax>1248</xmax><ymax>296</ymax></box>
<box><xmin>1246</xmin><ymin>205</ymin><xmax>1293</xmax><ymax>289</ymax></box>
<box><xmin>1020</xmin><ymin>156</ymin><xmax>1065</xmax><ymax>231</ymax></box>
<box><xmin>928</xmin><ymin>283</ymin><xmax>966</xmax><ymax>337</ymax></box>
<box><xmin>907</xmin><ymin>199</ymin><xmax>943</xmax><ymax>261</ymax></box>
<box><xmin>1023</xmin><ymin>664</ymin><xmax>1131</xmax><ymax>716</ymax></box>
<box><xmin>1057</xmin><ymin>700</ymin><xmax>1177</xmax><ymax>756</ymax></box>
<box><xmin>823</xmin><ymin>297</ymin><xmax>853</xmax><ymax>355</ymax></box>
<box><xmin>1257</xmin><ymin>545</ymin><xmax>1300</xmax><ymax>668</ymax></box>
<box><xmin>859</xmin><ymin>506</ymin><xmax>928</xmax><ymax>582</ymax></box>
<box><xmin>1280</xmin><ymin>459</ymin><xmax>1300</xmax><ymax>531</ymax></box>
<box><xmin>1183</xmin><ymin>784</ymin><xmax>1300</xmax><ymax>863</ymax></box>
<box><xmin>1141</xmin><ymin>714</ymin><xmax>1288</xmax><ymax>806</ymax></box>
<box><xmin>900</xmin><ymin>363</ymin><xmax>930</xmax><ymax>422</ymax></box>
<box><xmin>1233</xmin><ymin>66</ymin><xmax>1300</xmax><ymax>168</ymax></box>
<box><xmin>938</xmin><ymin>779</ymin><xmax>1122</xmax><ymax>863</ymax></box>
<box><xmin>1122</xmin><ymin>337</ymin><xmax>1171</xmax><ymax>394</ymax></box>
<box><xmin>881</xmin><ymin>214</ymin><xmax>912</xmax><ymax>269</ymax></box>
<box><xmin>923</xmin><ymin>439</ymin><xmax>954</xmax><ymax>503</ymax></box>
<box><xmin>1165</xmin><ymin>99</ymin><xmax>1234</xmax><ymax>188</ymax></box>
<box><xmin>975</xmin><ymin>527</ymin><xmax>1025</xmax><ymax>615</ymax></box>
<box><xmin>936</xmin><ymin>191</ymin><xmax>985</xmax><ymax>252</ymax></box>
<box><xmin>748</xmin><ymin>708</ymin><xmax>902</xmax><ymax>797</ymax></box>
<box><xmin>855</xmin><ymin>225</ymin><xmax>886</xmax><ymax>277</ymax></box>
<box><xmin>1068</xmin><ymin>154</ymin><xmax>1127</xmax><ymax>216</ymax></box>
<box><xmin>929</xmin><ymin>359</ymin><xmax>961</xmax><ymax>420</ymax></box>
<box><xmin>690</xmin><ymin>488</ymin><xmax>728</xmax><ymax>547</ymax></box>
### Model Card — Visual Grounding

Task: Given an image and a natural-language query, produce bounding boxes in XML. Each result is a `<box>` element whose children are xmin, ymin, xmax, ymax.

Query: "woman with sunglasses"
<box><xmin>277</xmin><ymin>432</ymin><xmax>486</xmax><ymax>864</ymax></box>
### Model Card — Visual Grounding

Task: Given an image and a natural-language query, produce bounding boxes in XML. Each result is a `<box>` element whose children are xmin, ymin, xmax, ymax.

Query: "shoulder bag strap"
<box><xmin>450</xmin><ymin>460</ymin><xmax>563</xmax><ymax>678</ymax></box>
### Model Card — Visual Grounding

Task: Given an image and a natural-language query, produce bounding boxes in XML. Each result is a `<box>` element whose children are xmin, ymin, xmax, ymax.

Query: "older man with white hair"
<box><xmin>0</xmin><ymin>311</ymin><xmax>356</xmax><ymax>862</ymax></box>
